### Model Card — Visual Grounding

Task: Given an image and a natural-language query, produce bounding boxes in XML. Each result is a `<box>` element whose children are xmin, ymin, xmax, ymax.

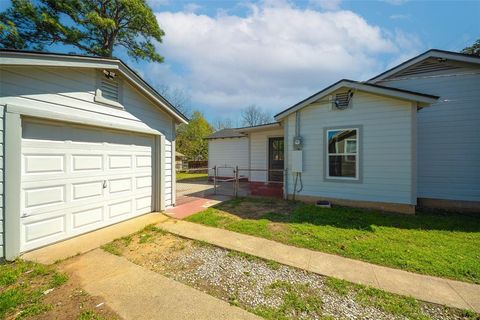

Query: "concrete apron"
<box><xmin>22</xmin><ymin>212</ymin><xmax>169</xmax><ymax>265</ymax></box>
<box><xmin>158</xmin><ymin>219</ymin><xmax>480</xmax><ymax>313</ymax></box>
<box><xmin>60</xmin><ymin>249</ymin><xmax>261</xmax><ymax>320</ymax></box>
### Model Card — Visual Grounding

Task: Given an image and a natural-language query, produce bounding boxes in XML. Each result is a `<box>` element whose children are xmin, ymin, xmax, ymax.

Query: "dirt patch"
<box><xmin>1</xmin><ymin>260</ymin><xmax>120</xmax><ymax>320</ymax></box>
<box><xmin>30</xmin><ymin>272</ymin><xmax>120</xmax><ymax>320</ymax></box>
<box><xmin>216</xmin><ymin>197</ymin><xmax>297</xmax><ymax>219</ymax></box>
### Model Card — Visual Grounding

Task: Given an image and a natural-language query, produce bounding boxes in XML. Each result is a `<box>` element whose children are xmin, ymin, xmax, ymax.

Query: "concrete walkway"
<box><xmin>23</xmin><ymin>212</ymin><xmax>169</xmax><ymax>264</ymax></box>
<box><xmin>61</xmin><ymin>249</ymin><xmax>260</xmax><ymax>320</ymax></box>
<box><xmin>158</xmin><ymin>219</ymin><xmax>480</xmax><ymax>313</ymax></box>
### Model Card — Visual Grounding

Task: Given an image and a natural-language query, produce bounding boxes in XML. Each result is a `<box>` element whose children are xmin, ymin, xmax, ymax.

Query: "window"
<box><xmin>327</xmin><ymin>128</ymin><xmax>359</xmax><ymax>179</ymax></box>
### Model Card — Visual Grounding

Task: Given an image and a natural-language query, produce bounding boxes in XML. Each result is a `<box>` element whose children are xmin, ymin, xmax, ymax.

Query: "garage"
<box><xmin>1</xmin><ymin>50</ymin><xmax>189</xmax><ymax>259</ymax></box>
<box><xmin>20</xmin><ymin>120</ymin><xmax>155</xmax><ymax>252</ymax></box>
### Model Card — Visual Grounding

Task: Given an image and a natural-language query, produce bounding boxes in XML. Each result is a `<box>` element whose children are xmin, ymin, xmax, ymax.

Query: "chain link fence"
<box><xmin>175</xmin><ymin>166</ymin><xmax>285</xmax><ymax>205</ymax></box>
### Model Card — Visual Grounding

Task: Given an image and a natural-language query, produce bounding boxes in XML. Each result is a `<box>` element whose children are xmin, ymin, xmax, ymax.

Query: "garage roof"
<box><xmin>0</xmin><ymin>49</ymin><xmax>189</xmax><ymax>124</ymax></box>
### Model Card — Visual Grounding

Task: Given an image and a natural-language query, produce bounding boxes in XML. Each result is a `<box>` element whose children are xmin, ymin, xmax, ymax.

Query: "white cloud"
<box><xmin>153</xmin><ymin>2</ymin><xmax>422</xmax><ymax>118</ymax></box>
<box><xmin>183</xmin><ymin>3</ymin><xmax>202</xmax><ymax>14</ymax></box>
<box><xmin>309</xmin><ymin>0</ymin><xmax>343</xmax><ymax>11</ymax></box>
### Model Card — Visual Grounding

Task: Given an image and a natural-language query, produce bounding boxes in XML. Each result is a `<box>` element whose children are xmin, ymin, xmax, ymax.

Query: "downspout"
<box><xmin>283</xmin><ymin>120</ymin><xmax>288</xmax><ymax>199</ymax></box>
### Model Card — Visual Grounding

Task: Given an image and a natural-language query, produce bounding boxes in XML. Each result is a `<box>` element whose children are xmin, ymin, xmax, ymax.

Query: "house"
<box><xmin>175</xmin><ymin>151</ymin><xmax>187</xmax><ymax>170</ymax></box>
<box><xmin>0</xmin><ymin>50</ymin><xmax>188</xmax><ymax>260</ymax></box>
<box><xmin>207</xmin><ymin>49</ymin><xmax>480</xmax><ymax>214</ymax></box>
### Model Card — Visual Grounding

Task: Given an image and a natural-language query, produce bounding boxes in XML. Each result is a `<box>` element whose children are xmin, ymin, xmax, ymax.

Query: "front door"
<box><xmin>268</xmin><ymin>137</ymin><xmax>284</xmax><ymax>182</ymax></box>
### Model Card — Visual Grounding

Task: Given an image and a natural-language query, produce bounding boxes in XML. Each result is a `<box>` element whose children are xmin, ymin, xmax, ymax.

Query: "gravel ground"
<box><xmin>115</xmin><ymin>231</ymin><xmax>477</xmax><ymax>320</ymax></box>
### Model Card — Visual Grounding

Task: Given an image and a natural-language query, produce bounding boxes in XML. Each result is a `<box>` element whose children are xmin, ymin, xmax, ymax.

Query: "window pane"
<box><xmin>329</xmin><ymin>155</ymin><xmax>356</xmax><ymax>178</ymax></box>
<box><xmin>328</xmin><ymin>129</ymin><xmax>357</xmax><ymax>154</ymax></box>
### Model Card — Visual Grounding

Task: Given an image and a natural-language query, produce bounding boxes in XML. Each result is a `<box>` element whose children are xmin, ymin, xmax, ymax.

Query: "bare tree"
<box><xmin>158</xmin><ymin>85</ymin><xmax>192</xmax><ymax>118</ymax></box>
<box><xmin>241</xmin><ymin>105</ymin><xmax>272</xmax><ymax>127</ymax></box>
<box><xmin>213</xmin><ymin>117</ymin><xmax>235</xmax><ymax>130</ymax></box>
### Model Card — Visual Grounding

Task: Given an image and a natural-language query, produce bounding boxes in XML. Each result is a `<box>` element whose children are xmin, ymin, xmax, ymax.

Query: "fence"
<box><xmin>176</xmin><ymin>166</ymin><xmax>285</xmax><ymax>204</ymax></box>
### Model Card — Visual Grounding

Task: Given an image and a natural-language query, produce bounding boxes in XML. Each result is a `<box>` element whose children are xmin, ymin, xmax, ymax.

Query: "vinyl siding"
<box><xmin>0</xmin><ymin>66</ymin><xmax>176</xmax><ymax>208</ymax></box>
<box><xmin>0</xmin><ymin>106</ymin><xmax>4</xmax><ymax>258</ymax></box>
<box><xmin>284</xmin><ymin>91</ymin><xmax>415</xmax><ymax>205</ymax></box>
<box><xmin>376</xmin><ymin>70</ymin><xmax>480</xmax><ymax>201</ymax></box>
<box><xmin>208</xmin><ymin>138</ymin><xmax>249</xmax><ymax>177</ymax></box>
<box><xmin>249</xmin><ymin>128</ymin><xmax>284</xmax><ymax>182</ymax></box>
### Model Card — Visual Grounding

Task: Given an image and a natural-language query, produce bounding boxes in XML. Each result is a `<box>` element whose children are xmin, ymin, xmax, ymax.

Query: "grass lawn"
<box><xmin>176</xmin><ymin>172</ymin><xmax>208</xmax><ymax>182</ymax></box>
<box><xmin>186</xmin><ymin>197</ymin><xmax>480</xmax><ymax>284</ymax></box>
<box><xmin>0</xmin><ymin>259</ymin><xmax>119</xmax><ymax>319</ymax></box>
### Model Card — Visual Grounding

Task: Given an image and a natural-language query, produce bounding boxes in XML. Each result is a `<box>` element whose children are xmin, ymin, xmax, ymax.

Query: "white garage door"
<box><xmin>20</xmin><ymin>120</ymin><xmax>155</xmax><ymax>252</ymax></box>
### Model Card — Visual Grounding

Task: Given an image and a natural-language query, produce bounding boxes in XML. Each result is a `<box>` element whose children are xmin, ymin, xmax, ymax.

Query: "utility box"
<box><xmin>292</xmin><ymin>150</ymin><xmax>303</xmax><ymax>173</ymax></box>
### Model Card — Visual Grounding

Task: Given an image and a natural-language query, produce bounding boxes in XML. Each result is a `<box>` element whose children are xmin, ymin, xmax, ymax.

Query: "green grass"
<box><xmin>176</xmin><ymin>172</ymin><xmax>208</xmax><ymax>182</ymax></box>
<box><xmin>77</xmin><ymin>310</ymin><xmax>109</xmax><ymax>320</ymax></box>
<box><xmin>186</xmin><ymin>197</ymin><xmax>480</xmax><ymax>283</ymax></box>
<box><xmin>256</xmin><ymin>281</ymin><xmax>323</xmax><ymax>320</ymax></box>
<box><xmin>0</xmin><ymin>260</ymin><xmax>68</xmax><ymax>318</ymax></box>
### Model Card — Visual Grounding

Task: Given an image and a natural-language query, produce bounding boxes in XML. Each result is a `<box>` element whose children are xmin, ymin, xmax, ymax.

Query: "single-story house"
<box><xmin>0</xmin><ymin>50</ymin><xmax>188</xmax><ymax>260</ymax></box>
<box><xmin>207</xmin><ymin>49</ymin><xmax>480</xmax><ymax>214</ymax></box>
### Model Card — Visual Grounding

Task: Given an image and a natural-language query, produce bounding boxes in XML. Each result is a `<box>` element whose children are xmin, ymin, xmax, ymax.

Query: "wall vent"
<box><xmin>100</xmin><ymin>77</ymin><xmax>119</xmax><ymax>102</ymax></box>
<box><xmin>393</xmin><ymin>59</ymin><xmax>460</xmax><ymax>78</ymax></box>
<box><xmin>332</xmin><ymin>91</ymin><xmax>353</xmax><ymax>110</ymax></box>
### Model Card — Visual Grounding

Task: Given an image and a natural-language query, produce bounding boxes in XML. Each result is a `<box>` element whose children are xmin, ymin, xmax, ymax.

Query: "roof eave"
<box><xmin>274</xmin><ymin>80</ymin><xmax>438</xmax><ymax>121</ymax></box>
<box><xmin>368</xmin><ymin>49</ymin><xmax>480</xmax><ymax>83</ymax></box>
<box><xmin>0</xmin><ymin>50</ymin><xmax>188</xmax><ymax>124</ymax></box>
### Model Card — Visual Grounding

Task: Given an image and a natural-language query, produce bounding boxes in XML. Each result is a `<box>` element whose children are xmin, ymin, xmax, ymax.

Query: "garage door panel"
<box><xmin>72</xmin><ymin>181</ymin><xmax>104</xmax><ymax>200</ymax></box>
<box><xmin>108</xmin><ymin>200</ymin><xmax>132</xmax><ymax>219</ymax></box>
<box><xmin>109</xmin><ymin>178</ymin><xmax>132</xmax><ymax>194</ymax></box>
<box><xmin>136</xmin><ymin>155</ymin><xmax>152</xmax><ymax>168</ymax></box>
<box><xmin>72</xmin><ymin>154</ymin><xmax>103</xmax><ymax>172</ymax></box>
<box><xmin>72</xmin><ymin>206</ymin><xmax>104</xmax><ymax>229</ymax></box>
<box><xmin>23</xmin><ymin>154</ymin><xmax>65</xmax><ymax>175</ymax></box>
<box><xmin>20</xmin><ymin>120</ymin><xmax>156</xmax><ymax>252</ymax></box>
<box><xmin>24</xmin><ymin>185</ymin><xmax>66</xmax><ymax>209</ymax></box>
<box><xmin>135</xmin><ymin>196</ymin><xmax>152</xmax><ymax>212</ymax></box>
<box><xmin>23</xmin><ymin>214</ymin><xmax>66</xmax><ymax>244</ymax></box>
<box><xmin>108</xmin><ymin>155</ymin><xmax>132</xmax><ymax>169</ymax></box>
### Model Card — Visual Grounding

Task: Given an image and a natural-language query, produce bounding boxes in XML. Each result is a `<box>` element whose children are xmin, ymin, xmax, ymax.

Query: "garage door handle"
<box><xmin>103</xmin><ymin>180</ymin><xmax>107</xmax><ymax>189</ymax></box>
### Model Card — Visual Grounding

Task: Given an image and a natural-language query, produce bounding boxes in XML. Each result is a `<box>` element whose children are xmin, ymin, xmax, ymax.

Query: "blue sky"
<box><xmin>1</xmin><ymin>0</ymin><xmax>479</xmax><ymax>124</ymax></box>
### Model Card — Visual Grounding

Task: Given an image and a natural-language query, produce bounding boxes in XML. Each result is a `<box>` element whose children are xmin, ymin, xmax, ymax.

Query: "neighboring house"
<box><xmin>175</xmin><ymin>151</ymin><xmax>187</xmax><ymax>170</ymax></box>
<box><xmin>207</xmin><ymin>49</ymin><xmax>480</xmax><ymax>214</ymax></box>
<box><xmin>0</xmin><ymin>50</ymin><xmax>188</xmax><ymax>260</ymax></box>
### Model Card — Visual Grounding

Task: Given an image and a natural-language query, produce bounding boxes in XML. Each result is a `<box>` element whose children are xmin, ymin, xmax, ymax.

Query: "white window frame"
<box><xmin>326</xmin><ymin>128</ymin><xmax>359</xmax><ymax>180</ymax></box>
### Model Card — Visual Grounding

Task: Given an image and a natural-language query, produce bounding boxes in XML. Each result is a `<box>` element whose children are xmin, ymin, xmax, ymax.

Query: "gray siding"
<box><xmin>0</xmin><ymin>66</ymin><xmax>176</xmax><ymax>207</ymax></box>
<box><xmin>208</xmin><ymin>138</ymin><xmax>249</xmax><ymax>177</ymax></box>
<box><xmin>0</xmin><ymin>106</ymin><xmax>3</xmax><ymax>258</ymax></box>
<box><xmin>284</xmin><ymin>91</ymin><xmax>415</xmax><ymax>205</ymax></box>
<box><xmin>249</xmin><ymin>128</ymin><xmax>283</xmax><ymax>182</ymax></box>
<box><xmin>376</xmin><ymin>69</ymin><xmax>480</xmax><ymax>202</ymax></box>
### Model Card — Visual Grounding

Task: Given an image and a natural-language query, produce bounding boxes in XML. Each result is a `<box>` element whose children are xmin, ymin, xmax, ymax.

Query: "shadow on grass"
<box><xmin>210</xmin><ymin>197</ymin><xmax>480</xmax><ymax>233</ymax></box>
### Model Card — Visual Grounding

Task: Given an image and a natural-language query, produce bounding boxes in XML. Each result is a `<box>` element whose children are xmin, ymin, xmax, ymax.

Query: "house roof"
<box><xmin>274</xmin><ymin>79</ymin><xmax>439</xmax><ymax>121</ymax></box>
<box><xmin>0</xmin><ymin>49</ymin><xmax>189</xmax><ymax>124</ymax></box>
<box><xmin>235</xmin><ymin>122</ymin><xmax>281</xmax><ymax>132</ymax></box>
<box><xmin>207</xmin><ymin>122</ymin><xmax>282</xmax><ymax>140</ymax></box>
<box><xmin>206</xmin><ymin>128</ymin><xmax>247</xmax><ymax>139</ymax></box>
<box><xmin>368</xmin><ymin>49</ymin><xmax>480</xmax><ymax>83</ymax></box>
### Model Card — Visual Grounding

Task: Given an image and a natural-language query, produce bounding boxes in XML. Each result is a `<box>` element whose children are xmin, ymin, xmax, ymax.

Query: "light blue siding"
<box><xmin>284</xmin><ymin>91</ymin><xmax>416</xmax><ymax>205</ymax></box>
<box><xmin>377</xmin><ymin>70</ymin><xmax>480</xmax><ymax>202</ymax></box>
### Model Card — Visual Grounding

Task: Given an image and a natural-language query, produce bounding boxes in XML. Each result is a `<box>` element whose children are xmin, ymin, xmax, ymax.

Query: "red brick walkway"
<box><xmin>166</xmin><ymin>195</ymin><xmax>232</xmax><ymax>219</ymax></box>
